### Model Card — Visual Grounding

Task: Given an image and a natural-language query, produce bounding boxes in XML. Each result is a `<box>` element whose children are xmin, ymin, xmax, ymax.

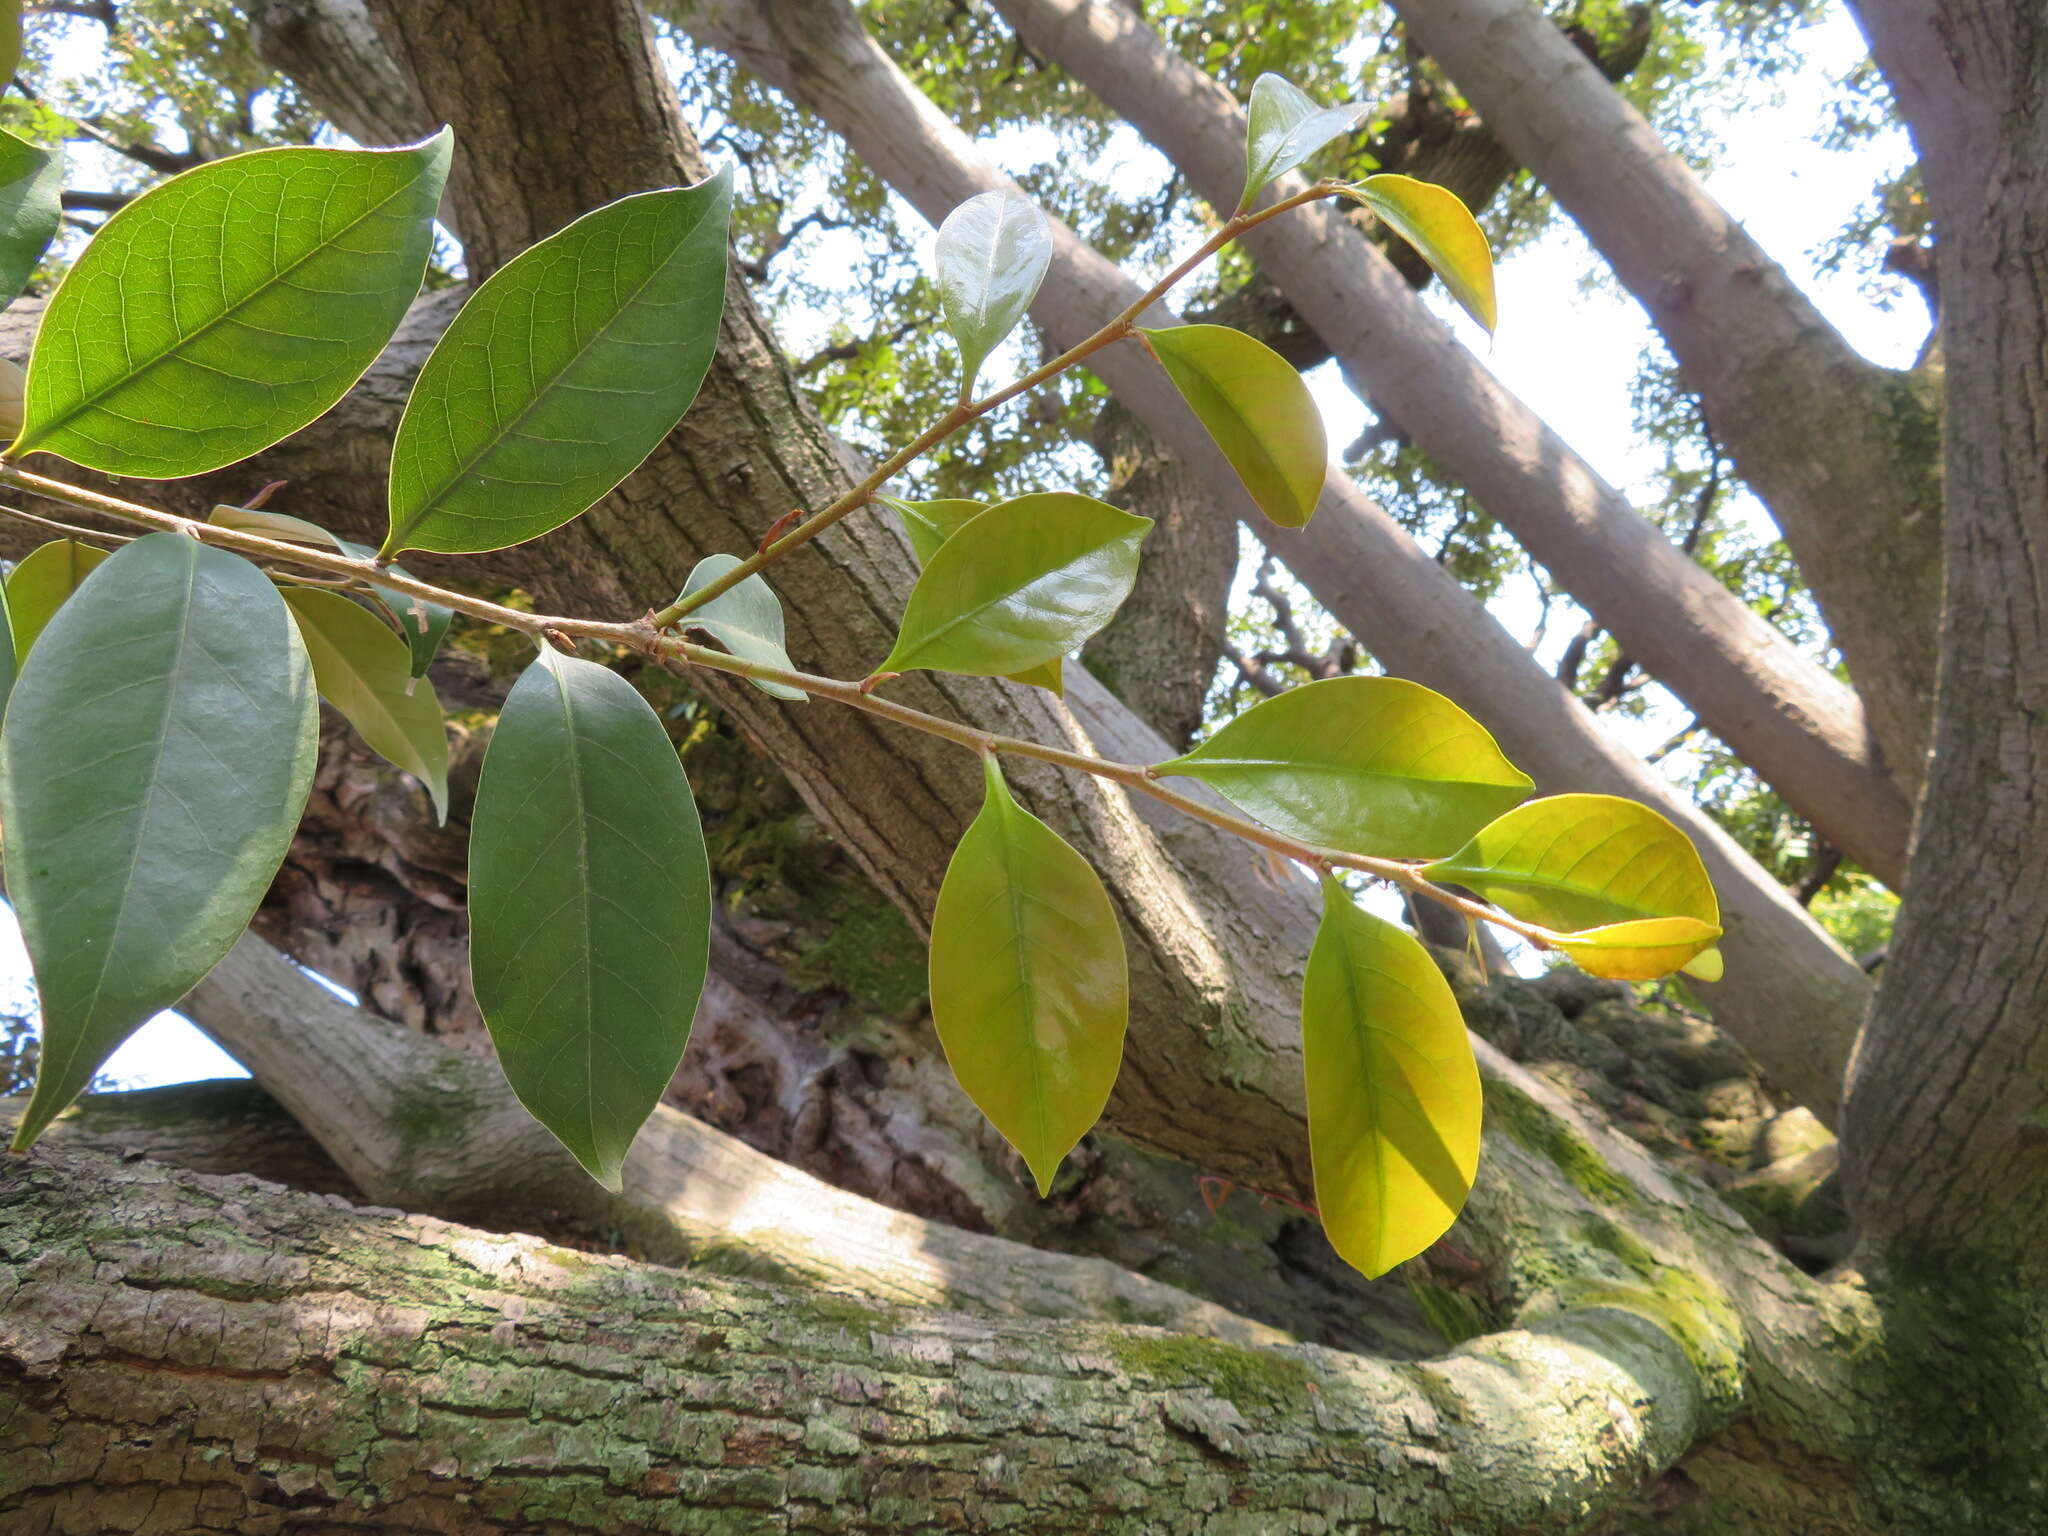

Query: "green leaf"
<box><xmin>934</xmin><ymin>189</ymin><xmax>1050</xmax><ymax>398</ymax></box>
<box><xmin>384</xmin><ymin>171</ymin><xmax>734</xmax><ymax>558</ymax></box>
<box><xmin>280</xmin><ymin>587</ymin><xmax>451</xmax><ymax>822</ymax></box>
<box><xmin>877</xmin><ymin>494</ymin><xmax>1063</xmax><ymax>694</ymax></box>
<box><xmin>1302</xmin><ymin>877</ymin><xmax>1481</xmax><ymax>1278</ymax></box>
<box><xmin>1007</xmin><ymin>655</ymin><xmax>1064</xmax><ymax>697</ymax></box>
<box><xmin>1143</xmin><ymin>324</ymin><xmax>1324</xmax><ymax>528</ymax></box>
<box><xmin>673</xmin><ymin>553</ymin><xmax>804</xmax><ymax>702</ymax></box>
<box><xmin>0</xmin><ymin>1</ymin><xmax>19</xmax><ymax>90</ymax></box>
<box><xmin>1421</xmin><ymin>793</ymin><xmax>1720</xmax><ymax>934</ymax></box>
<box><xmin>469</xmin><ymin>647</ymin><xmax>711</xmax><ymax>1190</ymax></box>
<box><xmin>0</xmin><ymin>128</ymin><xmax>63</xmax><ymax>307</ymax></box>
<box><xmin>877</xmin><ymin>491</ymin><xmax>1150</xmax><ymax>678</ymax></box>
<box><xmin>0</xmin><ymin>552</ymin><xmax>13</xmax><ymax>722</ymax></box>
<box><xmin>1338</xmin><ymin>174</ymin><xmax>1498</xmax><ymax>334</ymax></box>
<box><xmin>0</xmin><ymin>533</ymin><xmax>317</xmax><ymax>1149</ymax></box>
<box><xmin>1552</xmin><ymin>916</ymin><xmax>1724</xmax><ymax>982</ymax></box>
<box><xmin>14</xmin><ymin>133</ymin><xmax>452</xmax><ymax>477</ymax></box>
<box><xmin>1157</xmin><ymin>676</ymin><xmax>1532</xmax><ymax>858</ymax></box>
<box><xmin>929</xmin><ymin>755</ymin><xmax>1127</xmax><ymax>1194</ymax></box>
<box><xmin>4</xmin><ymin>537</ymin><xmax>107</xmax><ymax>660</ymax></box>
<box><xmin>1241</xmin><ymin>73</ymin><xmax>1367</xmax><ymax>209</ymax></box>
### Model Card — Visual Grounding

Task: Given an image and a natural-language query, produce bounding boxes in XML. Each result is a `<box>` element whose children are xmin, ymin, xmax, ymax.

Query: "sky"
<box><xmin>2</xmin><ymin>1</ymin><xmax>1920</xmax><ymax>1093</ymax></box>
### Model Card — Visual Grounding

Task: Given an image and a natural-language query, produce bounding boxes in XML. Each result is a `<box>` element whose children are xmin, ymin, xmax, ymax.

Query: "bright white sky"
<box><xmin>3</xmin><ymin>2</ymin><xmax>1919</xmax><ymax>1093</ymax></box>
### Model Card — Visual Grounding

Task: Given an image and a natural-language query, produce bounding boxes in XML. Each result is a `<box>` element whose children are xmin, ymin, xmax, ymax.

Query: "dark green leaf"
<box><xmin>0</xmin><ymin>128</ymin><xmax>63</xmax><ymax>307</ymax></box>
<box><xmin>1338</xmin><ymin>174</ymin><xmax>1497</xmax><ymax>333</ymax></box>
<box><xmin>1303</xmin><ymin>877</ymin><xmax>1480</xmax><ymax>1278</ymax></box>
<box><xmin>0</xmin><ymin>534</ymin><xmax>317</xmax><ymax>1148</ymax></box>
<box><xmin>929</xmin><ymin>755</ymin><xmax>1127</xmax><ymax>1193</ymax></box>
<box><xmin>1144</xmin><ymin>324</ymin><xmax>1325</xmax><ymax>528</ymax></box>
<box><xmin>674</xmin><ymin>553</ymin><xmax>804</xmax><ymax>702</ymax></box>
<box><xmin>1156</xmin><ymin>676</ymin><xmax>1532</xmax><ymax>858</ymax></box>
<box><xmin>1241</xmin><ymin>73</ymin><xmax>1367</xmax><ymax>209</ymax></box>
<box><xmin>384</xmin><ymin>171</ymin><xmax>734</xmax><ymax>557</ymax></box>
<box><xmin>934</xmin><ymin>189</ymin><xmax>1050</xmax><ymax>397</ymax></box>
<box><xmin>15</xmin><ymin>133</ymin><xmax>452</xmax><ymax>476</ymax></box>
<box><xmin>877</xmin><ymin>491</ymin><xmax>1149</xmax><ymax>678</ymax></box>
<box><xmin>4</xmin><ymin>537</ymin><xmax>107</xmax><ymax>661</ymax></box>
<box><xmin>469</xmin><ymin>648</ymin><xmax>711</xmax><ymax>1189</ymax></box>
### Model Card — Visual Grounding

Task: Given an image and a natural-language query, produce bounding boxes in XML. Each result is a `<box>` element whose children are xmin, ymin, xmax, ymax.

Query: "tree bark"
<box><xmin>1393</xmin><ymin>0</ymin><xmax>1946</xmax><ymax>795</ymax></box>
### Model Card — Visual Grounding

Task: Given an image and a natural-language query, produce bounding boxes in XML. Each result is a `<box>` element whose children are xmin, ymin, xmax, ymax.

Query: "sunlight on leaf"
<box><xmin>1339</xmin><ymin>174</ymin><xmax>1498</xmax><ymax>333</ymax></box>
<box><xmin>1144</xmin><ymin>324</ymin><xmax>1324</xmax><ymax>528</ymax></box>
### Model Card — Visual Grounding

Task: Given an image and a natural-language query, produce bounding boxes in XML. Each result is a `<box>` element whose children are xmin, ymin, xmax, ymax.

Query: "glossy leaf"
<box><xmin>1339</xmin><ymin>174</ymin><xmax>1498</xmax><ymax>334</ymax></box>
<box><xmin>15</xmin><ymin>133</ymin><xmax>452</xmax><ymax>476</ymax></box>
<box><xmin>469</xmin><ymin>648</ymin><xmax>711</xmax><ymax>1190</ymax></box>
<box><xmin>929</xmin><ymin>755</ymin><xmax>1127</xmax><ymax>1194</ymax></box>
<box><xmin>1144</xmin><ymin>324</ymin><xmax>1324</xmax><ymax>528</ymax></box>
<box><xmin>1421</xmin><ymin>792</ymin><xmax>1720</xmax><ymax>934</ymax></box>
<box><xmin>674</xmin><ymin>553</ymin><xmax>804</xmax><ymax>702</ymax></box>
<box><xmin>1156</xmin><ymin>676</ymin><xmax>1532</xmax><ymax>858</ymax></box>
<box><xmin>1553</xmin><ymin>916</ymin><xmax>1724</xmax><ymax>982</ymax></box>
<box><xmin>877</xmin><ymin>492</ymin><xmax>1149</xmax><ymax>678</ymax></box>
<box><xmin>4</xmin><ymin>537</ymin><xmax>106</xmax><ymax>660</ymax></box>
<box><xmin>0</xmin><ymin>534</ymin><xmax>317</xmax><ymax>1149</ymax></box>
<box><xmin>384</xmin><ymin>171</ymin><xmax>733</xmax><ymax>557</ymax></box>
<box><xmin>0</xmin><ymin>128</ymin><xmax>62</xmax><ymax>307</ymax></box>
<box><xmin>934</xmin><ymin>189</ymin><xmax>1050</xmax><ymax>397</ymax></box>
<box><xmin>879</xmin><ymin>494</ymin><xmax>1064</xmax><ymax>694</ymax></box>
<box><xmin>1241</xmin><ymin>73</ymin><xmax>1367</xmax><ymax>209</ymax></box>
<box><xmin>1303</xmin><ymin>877</ymin><xmax>1481</xmax><ymax>1278</ymax></box>
<box><xmin>281</xmin><ymin>587</ymin><xmax>451</xmax><ymax>822</ymax></box>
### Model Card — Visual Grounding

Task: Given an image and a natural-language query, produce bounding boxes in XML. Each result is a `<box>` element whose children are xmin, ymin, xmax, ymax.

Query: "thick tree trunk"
<box><xmin>990</xmin><ymin>0</ymin><xmax>1915</xmax><ymax>889</ymax></box>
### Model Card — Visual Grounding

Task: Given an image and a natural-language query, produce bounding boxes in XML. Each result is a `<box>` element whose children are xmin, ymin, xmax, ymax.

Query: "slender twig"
<box><xmin>0</xmin><ymin>500</ymin><xmax>135</xmax><ymax>548</ymax></box>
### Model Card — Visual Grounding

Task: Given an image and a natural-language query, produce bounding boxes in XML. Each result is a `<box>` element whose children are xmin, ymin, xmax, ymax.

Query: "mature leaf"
<box><xmin>934</xmin><ymin>189</ymin><xmax>1051</xmax><ymax>398</ymax></box>
<box><xmin>469</xmin><ymin>648</ymin><xmax>711</xmax><ymax>1190</ymax></box>
<box><xmin>878</xmin><ymin>492</ymin><xmax>1149</xmax><ymax>678</ymax></box>
<box><xmin>15</xmin><ymin>133</ymin><xmax>451</xmax><ymax>476</ymax></box>
<box><xmin>0</xmin><ymin>1</ymin><xmax>18</xmax><ymax>86</ymax></box>
<box><xmin>674</xmin><ymin>553</ymin><xmax>804</xmax><ymax>702</ymax></box>
<box><xmin>4</xmin><ymin>537</ymin><xmax>106</xmax><ymax>660</ymax></box>
<box><xmin>878</xmin><ymin>493</ymin><xmax>1064</xmax><ymax>694</ymax></box>
<box><xmin>1007</xmin><ymin>656</ymin><xmax>1064</xmax><ymax>697</ymax></box>
<box><xmin>1553</xmin><ymin>916</ymin><xmax>1724</xmax><ymax>982</ymax></box>
<box><xmin>0</xmin><ymin>534</ymin><xmax>317</xmax><ymax>1149</ymax></box>
<box><xmin>1143</xmin><ymin>324</ymin><xmax>1324</xmax><ymax>528</ymax></box>
<box><xmin>0</xmin><ymin>354</ymin><xmax>20</xmax><ymax>439</ymax></box>
<box><xmin>1339</xmin><ymin>174</ymin><xmax>1498</xmax><ymax>334</ymax></box>
<box><xmin>1157</xmin><ymin>676</ymin><xmax>1532</xmax><ymax>858</ymax></box>
<box><xmin>1302</xmin><ymin>877</ymin><xmax>1481</xmax><ymax>1278</ymax></box>
<box><xmin>929</xmin><ymin>755</ymin><xmax>1127</xmax><ymax>1194</ymax></box>
<box><xmin>1241</xmin><ymin>73</ymin><xmax>1368</xmax><ymax>209</ymax></box>
<box><xmin>280</xmin><ymin>587</ymin><xmax>451</xmax><ymax>822</ymax></box>
<box><xmin>0</xmin><ymin>128</ymin><xmax>63</xmax><ymax>307</ymax></box>
<box><xmin>384</xmin><ymin>171</ymin><xmax>733</xmax><ymax>557</ymax></box>
<box><xmin>1421</xmin><ymin>793</ymin><xmax>1720</xmax><ymax>934</ymax></box>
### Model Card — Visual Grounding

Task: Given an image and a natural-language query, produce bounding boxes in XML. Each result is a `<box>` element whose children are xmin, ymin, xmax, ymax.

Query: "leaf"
<box><xmin>1339</xmin><ymin>174</ymin><xmax>1498</xmax><ymax>334</ymax></box>
<box><xmin>929</xmin><ymin>755</ymin><xmax>1127</xmax><ymax>1194</ymax></box>
<box><xmin>1007</xmin><ymin>655</ymin><xmax>1064</xmax><ymax>697</ymax></box>
<box><xmin>14</xmin><ymin>133</ymin><xmax>452</xmax><ymax>477</ymax></box>
<box><xmin>878</xmin><ymin>494</ymin><xmax>1063</xmax><ymax>694</ymax></box>
<box><xmin>0</xmin><ymin>355</ymin><xmax>20</xmax><ymax>438</ymax></box>
<box><xmin>280</xmin><ymin>587</ymin><xmax>451</xmax><ymax>822</ymax></box>
<box><xmin>1302</xmin><ymin>877</ymin><xmax>1481</xmax><ymax>1278</ymax></box>
<box><xmin>4</xmin><ymin>536</ymin><xmax>106</xmax><ymax>660</ymax></box>
<box><xmin>1681</xmin><ymin>947</ymin><xmax>1724</xmax><ymax>984</ymax></box>
<box><xmin>0</xmin><ymin>128</ymin><xmax>63</xmax><ymax>307</ymax></box>
<box><xmin>1156</xmin><ymin>676</ymin><xmax>1532</xmax><ymax>858</ymax></box>
<box><xmin>1421</xmin><ymin>793</ymin><xmax>1720</xmax><ymax>934</ymax></box>
<box><xmin>0</xmin><ymin>533</ymin><xmax>317</xmax><ymax>1149</ymax></box>
<box><xmin>0</xmin><ymin>1</ymin><xmax>18</xmax><ymax>90</ymax></box>
<box><xmin>468</xmin><ymin>647</ymin><xmax>711</xmax><ymax>1189</ymax></box>
<box><xmin>1241</xmin><ymin>73</ymin><xmax>1368</xmax><ymax>209</ymax></box>
<box><xmin>384</xmin><ymin>171</ymin><xmax>733</xmax><ymax>558</ymax></box>
<box><xmin>877</xmin><ymin>492</ymin><xmax>1149</xmax><ymax>678</ymax></box>
<box><xmin>1552</xmin><ymin>916</ymin><xmax>1724</xmax><ymax>982</ymax></box>
<box><xmin>1143</xmin><ymin>324</ymin><xmax>1324</xmax><ymax>528</ymax></box>
<box><xmin>673</xmin><ymin>553</ymin><xmax>804</xmax><ymax>702</ymax></box>
<box><xmin>934</xmin><ymin>189</ymin><xmax>1050</xmax><ymax>398</ymax></box>
<box><xmin>0</xmin><ymin>552</ymin><xmax>12</xmax><ymax>722</ymax></box>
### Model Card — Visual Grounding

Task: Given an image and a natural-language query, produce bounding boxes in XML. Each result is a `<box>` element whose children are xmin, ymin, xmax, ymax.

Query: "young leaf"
<box><xmin>1143</xmin><ymin>324</ymin><xmax>1325</xmax><ymax>528</ymax></box>
<box><xmin>934</xmin><ymin>189</ymin><xmax>1051</xmax><ymax>398</ymax></box>
<box><xmin>1338</xmin><ymin>174</ymin><xmax>1498</xmax><ymax>334</ymax></box>
<box><xmin>469</xmin><ymin>648</ymin><xmax>711</xmax><ymax>1190</ymax></box>
<box><xmin>0</xmin><ymin>128</ymin><xmax>63</xmax><ymax>307</ymax></box>
<box><xmin>673</xmin><ymin>553</ymin><xmax>805</xmax><ymax>702</ymax></box>
<box><xmin>877</xmin><ymin>492</ymin><xmax>1149</xmax><ymax>679</ymax></box>
<box><xmin>1303</xmin><ymin>877</ymin><xmax>1481</xmax><ymax>1278</ymax></box>
<box><xmin>4</xmin><ymin>536</ymin><xmax>107</xmax><ymax>660</ymax></box>
<box><xmin>280</xmin><ymin>587</ymin><xmax>452</xmax><ymax>822</ymax></box>
<box><xmin>384</xmin><ymin>171</ymin><xmax>734</xmax><ymax>558</ymax></box>
<box><xmin>1421</xmin><ymin>793</ymin><xmax>1720</xmax><ymax>934</ymax></box>
<box><xmin>0</xmin><ymin>534</ymin><xmax>317</xmax><ymax>1149</ymax></box>
<box><xmin>14</xmin><ymin>133</ymin><xmax>452</xmax><ymax>477</ymax></box>
<box><xmin>878</xmin><ymin>494</ymin><xmax>1064</xmax><ymax>695</ymax></box>
<box><xmin>929</xmin><ymin>755</ymin><xmax>1128</xmax><ymax>1194</ymax></box>
<box><xmin>1158</xmin><ymin>677</ymin><xmax>1533</xmax><ymax>858</ymax></box>
<box><xmin>1007</xmin><ymin>656</ymin><xmax>1064</xmax><ymax>697</ymax></box>
<box><xmin>1241</xmin><ymin>73</ymin><xmax>1368</xmax><ymax>210</ymax></box>
<box><xmin>1552</xmin><ymin>916</ymin><xmax>1724</xmax><ymax>982</ymax></box>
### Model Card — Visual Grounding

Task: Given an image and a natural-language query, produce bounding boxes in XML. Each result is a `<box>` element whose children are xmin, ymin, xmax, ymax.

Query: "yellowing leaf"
<box><xmin>1144</xmin><ymin>323</ymin><xmax>1324</xmax><ymax>528</ymax></box>
<box><xmin>4</xmin><ymin>538</ymin><xmax>107</xmax><ymax>661</ymax></box>
<box><xmin>1303</xmin><ymin>877</ymin><xmax>1480</xmax><ymax>1278</ymax></box>
<box><xmin>1553</xmin><ymin>916</ymin><xmax>1724</xmax><ymax>982</ymax></box>
<box><xmin>1682</xmin><ymin>947</ymin><xmax>1725</xmax><ymax>983</ymax></box>
<box><xmin>1339</xmin><ymin>173</ymin><xmax>1497</xmax><ymax>333</ymax></box>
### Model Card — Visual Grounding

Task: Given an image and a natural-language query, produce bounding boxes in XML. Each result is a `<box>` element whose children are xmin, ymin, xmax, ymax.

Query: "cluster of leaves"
<box><xmin>0</xmin><ymin>66</ymin><xmax>1722</xmax><ymax>1278</ymax></box>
